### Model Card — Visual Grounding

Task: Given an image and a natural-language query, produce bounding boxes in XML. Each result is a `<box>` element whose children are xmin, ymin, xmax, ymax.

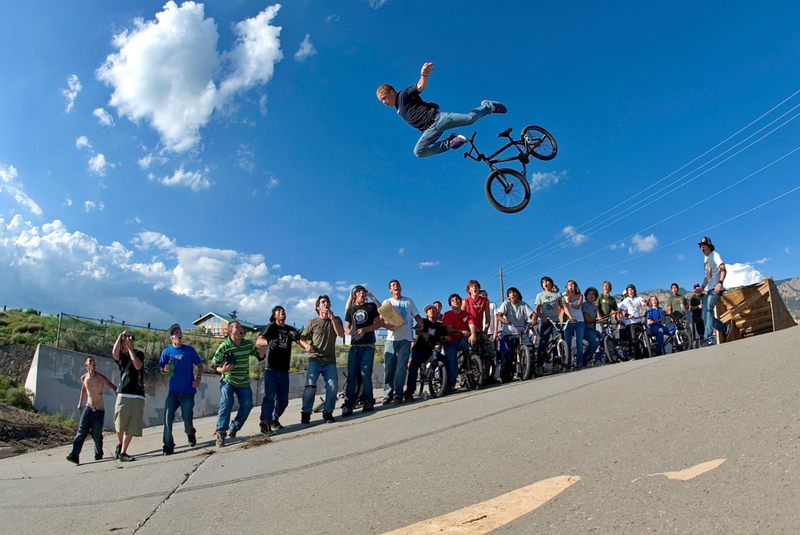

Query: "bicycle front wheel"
<box><xmin>521</xmin><ymin>125</ymin><xmax>557</xmax><ymax>160</ymax></box>
<box><xmin>485</xmin><ymin>168</ymin><xmax>531</xmax><ymax>213</ymax></box>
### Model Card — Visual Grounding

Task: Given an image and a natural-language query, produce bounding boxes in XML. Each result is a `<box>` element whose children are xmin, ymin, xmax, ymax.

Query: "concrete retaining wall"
<box><xmin>25</xmin><ymin>344</ymin><xmax>386</xmax><ymax>430</ymax></box>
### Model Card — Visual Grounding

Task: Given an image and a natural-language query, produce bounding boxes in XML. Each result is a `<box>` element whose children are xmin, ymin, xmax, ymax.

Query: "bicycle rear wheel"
<box><xmin>485</xmin><ymin>168</ymin><xmax>531</xmax><ymax>213</ymax></box>
<box><xmin>428</xmin><ymin>360</ymin><xmax>448</xmax><ymax>398</ymax></box>
<box><xmin>521</xmin><ymin>125</ymin><xmax>557</xmax><ymax>160</ymax></box>
<box><xmin>516</xmin><ymin>343</ymin><xmax>532</xmax><ymax>380</ymax></box>
<box><xmin>603</xmin><ymin>336</ymin><xmax>618</xmax><ymax>364</ymax></box>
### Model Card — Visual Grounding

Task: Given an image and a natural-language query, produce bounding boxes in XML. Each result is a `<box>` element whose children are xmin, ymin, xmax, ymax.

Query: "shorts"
<box><xmin>114</xmin><ymin>396</ymin><xmax>144</xmax><ymax>436</ymax></box>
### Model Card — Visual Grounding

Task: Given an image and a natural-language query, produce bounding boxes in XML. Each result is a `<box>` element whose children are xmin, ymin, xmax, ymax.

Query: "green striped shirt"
<box><xmin>212</xmin><ymin>338</ymin><xmax>258</xmax><ymax>388</ymax></box>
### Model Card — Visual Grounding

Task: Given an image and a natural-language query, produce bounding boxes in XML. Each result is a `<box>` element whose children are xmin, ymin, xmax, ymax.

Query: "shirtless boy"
<box><xmin>66</xmin><ymin>357</ymin><xmax>116</xmax><ymax>465</ymax></box>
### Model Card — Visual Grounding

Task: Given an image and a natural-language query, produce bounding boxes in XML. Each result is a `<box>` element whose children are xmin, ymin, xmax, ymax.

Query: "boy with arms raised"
<box><xmin>66</xmin><ymin>357</ymin><xmax>116</xmax><ymax>465</ymax></box>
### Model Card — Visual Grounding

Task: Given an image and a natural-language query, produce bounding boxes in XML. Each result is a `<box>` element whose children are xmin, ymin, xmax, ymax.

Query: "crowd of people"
<box><xmin>65</xmin><ymin>237</ymin><xmax>729</xmax><ymax>464</ymax></box>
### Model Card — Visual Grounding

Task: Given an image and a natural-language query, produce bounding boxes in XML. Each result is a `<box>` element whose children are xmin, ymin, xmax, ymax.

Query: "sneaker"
<box><xmin>259</xmin><ymin>422</ymin><xmax>275</xmax><ymax>437</ymax></box>
<box><xmin>95</xmin><ymin>453</ymin><xmax>103</xmax><ymax>461</ymax></box>
<box><xmin>721</xmin><ymin>323</ymin><xmax>731</xmax><ymax>342</ymax></box>
<box><xmin>66</xmin><ymin>454</ymin><xmax>79</xmax><ymax>465</ymax></box>
<box><xmin>700</xmin><ymin>338</ymin><xmax>715</xmax><ymax>348</ymax></box>
<box><xmin>361</xmin><ymin>400</ymin><xmax>374</xmax><ymax>413</ymax></box>
<box><xmin>162</xmin><ymin>445</ymin><xmax>174</xmax><ymax>456</ymax></box>
<box><xmin>482</xmin><ymin>100</ymin><xmax>507</xmax><ymax>114</ymax></box>
<box><xmin>403</xmin><ymin>393</ymin><xmax>414</xmax><ymax>402</ymax></box>
<box><xmin>448</xmin><ymin>134</ymin><xmax>468</xmax><ymax>150</ymax></box>
<box><xmin>323</xmin><ymin>412</ymin><xmax>336</xmax><ymax>424</ymax></box>
<box><xmin>119</xmin><ymin>453</ymin><xmax>136</xmax><ymax>462</ymax></box>
<box><xmin>341</xmin><ymin>407</ymin><xmax>353</xmax><ymax>418</ymax></box>
<box><xmin>187</xmin><ymin>433</ymin><xmax>197</xmax><ymax>448</ymax></box>
<box><xmin>216</xmin><ymin>433</ymin><xmax>226</xmax><ymax>447</ymax></box>
<box><xmin>392</xmin><ymin>397</ymin><xmax>403</xmax><ymax>405</ymax></box>
<box><xmin>114</xmin><ymin>443</ymin><xmax>121</xmax><ymax>460</ymax></box>
<box><xmin>382</xmin><ymin>397</ymin><xmax>393</xmax><ymax>406</ymax></box>
<box><xmin>270</xmin><ymin>419</ymin><xmax>284</xmax><ymax>430</ymax></box>
<box><xmin>228</xmin><ymin>427</ymin><xmax>238</xmax><ymax>438</ymax></box>
<box><xmin>301</xmin><ymin>412</ymin><xmax>311</xmax><ymax>425</ymax></box>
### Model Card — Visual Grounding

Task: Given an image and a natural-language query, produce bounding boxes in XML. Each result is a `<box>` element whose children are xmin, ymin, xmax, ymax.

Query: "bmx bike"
<box><xmin>463</xmin><ymin>125</ymin><xmax>557</xmax><ymax>214</ymax></box>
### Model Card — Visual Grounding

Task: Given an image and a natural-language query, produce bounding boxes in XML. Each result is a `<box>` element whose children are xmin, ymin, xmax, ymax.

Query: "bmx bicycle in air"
<box><xmin>462</xmin><ymin>125</ymin><xmax>557</xmax><ymax>213</ymax></box>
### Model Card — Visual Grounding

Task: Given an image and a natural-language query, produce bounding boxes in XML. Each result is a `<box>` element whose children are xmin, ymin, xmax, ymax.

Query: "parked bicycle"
<box><xmin>463</xmin><ymin>125</ymin><xmax>557</xmax><ymax>213</ymax></box>
<box><xmin>661</xmin><ymin>315</ymin><xmax>692</xmax><ymax>354</ymax></box>
<box><xmin>506</xmin><ymin>323</ymin><xmax>533</xmax><ymax>381</ymax></box>
<box><xmin>533</xmin><ymin>320</ymin><xmax>570</xmax><ymax>376</ymax></box>
<box><xmin>455</xmin><ymin>344</ymin><xmax>484</xmax><ymax>389</ymax></box>
<box><xmin>412</xmin><ymin>345</ymin><xmax>449</xmax><ymax>399</ymax></box>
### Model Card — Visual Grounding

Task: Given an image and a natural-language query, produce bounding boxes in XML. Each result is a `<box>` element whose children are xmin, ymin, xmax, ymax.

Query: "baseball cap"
<box><xmin>424</xmin><ymin>304</ymin><xmax>437</xmax><ymax>313</ymax></box>
<box><xmin>168</xmin><ymin>323</ymin><xmax>181</xmax><ymax>336</ymax></box>
<box><xmin>269</xmin><ymin>306</ymin><xmax>284</xmax><ymax>323</ymax></box>
<box><xmin>351</xmin><ymin>285</ymin><xmax>367</xmax><ymax>295</ymax></box>
<box><xmin>698</xmin><ymin>237</ymin><xmax>713</xmax><ymax>247</ymax></box>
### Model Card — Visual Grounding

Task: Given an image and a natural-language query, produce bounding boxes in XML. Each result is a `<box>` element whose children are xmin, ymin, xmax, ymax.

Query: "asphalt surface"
<box><xmin>1</xmin><ymin>326</ymin><xmax>798</xmax><ymax>534</ymax></box>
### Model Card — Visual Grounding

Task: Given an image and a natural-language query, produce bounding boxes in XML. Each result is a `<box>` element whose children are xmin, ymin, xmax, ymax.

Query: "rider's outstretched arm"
<box><xmin>416</xmin><ymin>62</ymin><xmax>434</xmax><ymax>93</ymax></box>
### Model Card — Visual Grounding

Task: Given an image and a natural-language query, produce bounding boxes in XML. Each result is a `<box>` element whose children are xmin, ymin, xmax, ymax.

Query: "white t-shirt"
<box><xmin>564</xmin><ymin>295</ymin><xmax>584</xmax><ymax>322</ymax></box>
<box><xmin>486</xmin><ymin>302</ymin><xmax>498</xmax><ymax>335</ymax></box>
<box><xmin>382</xmin><ymin>296</ymin><xmax>420</xmax><ymax>342</ymax></box>
<box><xmin>704</xmin><ymin>251</ymin><xmax>724</xmax><ymax>290</ymax></box>
<box><xmin>619</xmin><ymin>296</ymin><xmax>647</xmax><ymax>325</ymax></box>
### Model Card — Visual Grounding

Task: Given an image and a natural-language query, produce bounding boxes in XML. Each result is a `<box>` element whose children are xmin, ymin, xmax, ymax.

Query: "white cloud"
<box><xmin>367</xmin><ymin>0</ymin><xmax>390</xmax><ymax>8</ymax></box>
<box><xmin>96</xmin><ymin>2</ymin><xmax>284</xmax><ymax>153</ymax></box>
<box><xmin>530</xmin><ymin>170</ymin><xmax>567</xmax><ymax>192</ymax></box>
<box><xmin>294</xmin><ymin>34</ymin><xmax>317</xmax><ymax>62</ymax></box>
<box><xmin>93</xmin><ymin>108</ymin><xmax>115</xmax><ymax>127</ymax></box>
<box><xmin>84</xmin><ymin>201</ymin><xmax>105</xmax><ymax>213</ymax></box>
<box><xmin>61</xmin><ymin>74</ymin><xmax>81</xmax><ymax>112</ymax></box>
<box><xmin>562</xmin><ymin>225</ymin><xmax>587</xmax><ymax>246</ymax></box>
<box><xmin>619</xmin><ymin>270</ymin><xmax>628</xmax><ymax>275</ymax></box>
<box><xmin>236</xmin><ymin>144</ymin><xmax>255</xmax><ymax>172</ymax></box>
<box><xmin>784</xmin><ymin>247</ymin><xmax>791</xmax><ymax>253</ymax></box>
<box><xmin>676</xmin><ymin>253</ymin><xmax>685</xmax><ymax>261</ymax></box>
<box><xmin>148</xmin><ymin>165</ymin><xmax>212</xmax><ymax>191</ymax></box>
<box><xmin>267</xmin><ymin>177</ymin><xmax>278</xmax><ymax>189</ymax></box>
<box><xmin>258</xmin><ymin>94</ymin><xmax>268</xmax><ymax>116</ymax></box>
<box><xmin>418</xmin><ymin>261</ymin><xmax>440</xmax><ymax>268</ymax></box>
<box><xmin>0</xmin><ymin>165</ymin><xmax>43</xmax><ymax>216</ymax></box>
<box><xmin>629</xmin><ymin>234</ymin><xmax>658</xmax><ymax>254</ymax></box>
<box><xmin>76</xmin><ymin>136</ymin><xmax>92</xmax><ymax>150</ymax></box>
<box><xmin>725</xmin><ymin>263</ymin><xmax>764</xmax><ymax>288</ymax></box>
<box><xmin>753</xmin><ymin>257</ymin><xmax>771</xmax><ymax>264</ymax></box>
<box><xmin>271</xmin><ymin>264</ymin><xmax>281</xmax><ymax>270</ymax></box>
<box><xmin>326</xmin><ymin>14</ymin><xmax>340</xmax><ymax>23</ymax></box>
<box><xmin>399</xmin><ymin>247</ymin><xmax>405</xmax><ymax>255</ymax></box>
<box><xmin>137</xmin><ymin>152</ymin><xmax>167</xmax><ymax>169</ymax></box>
<box><xmin>0</xmin><ymin>216</ymin><xmax>336</xmax><ymax>325</ymax></box>
<box><xmin>88</xmin><ymin>154</ymin><xmax>113</xmax><ymax>176</ymax></box>
<box><xmin>65</xmin><ymin>198</ymin><xmax>73</xmax><ymax>207</ymax></box>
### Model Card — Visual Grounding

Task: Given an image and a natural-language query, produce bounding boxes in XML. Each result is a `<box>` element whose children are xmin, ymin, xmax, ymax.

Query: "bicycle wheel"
<box><xmin>485</xmin><ymin>168</ymin><xmax>531</xmax><ymax>214</ymax></box>
<box><xmin>556</xmin><ymin>339</ymin><xmax>569</xmax><ymax>372</ymax></box>
<box><xmin>428</xmin><ymin>360</ymin><xmax>448</xmax><ymax>398</ymax></box>
<box><xmin>639</xmin><ymin>335</ymin><xmax>654</xmax><ymax>359</ymax></box>
<box><xmin>516</xmin><ymin>343</ymin><xmax>532</xmax><ymax>380</ymax></box>
<box><xmin>521</xmin><ymin>125</ymin><xmax>557</xmax><ymax>161</ymax></box>
<box><xmin>675</xmin><ymin>330</ymin><xmax>691</xmax><ymax>352</ymax></box>
<box><xmin>414</xmin><ymin>367</ymin><xmax>425</xmax><ymax>397</ymax></box>
<box><xmin>603</xmin><ymin>336</ymin><xmax>618</xmax><ymax>364</ymax></box>
<box><xmin>467</xmin><ymin>355</ymin><xmax>484</xmax><ymax>389</ymax></box>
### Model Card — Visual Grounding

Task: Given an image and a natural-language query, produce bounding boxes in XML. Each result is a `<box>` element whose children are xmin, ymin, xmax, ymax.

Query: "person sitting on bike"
<box><xmin>582</xmin><ymin>287</ymin><xmax>602</xmax><ymax>366</ymax></box>
<box><xmin>688</xmin><ymin>284</ymin><xmax>705</xmax><ymax>348</ymax></box>
<box><xmin>665</xmin><ymin>283</ymin><xmax>689</xmax><ymax>329</ymax></box>
<box><xmin>496</xmin><ymin>287</ymin><xmax>535</xmax><ymax>382</ymax></box>
<box><xmin>562</xmin><ymin>280</ymin><xmax>585</xmax><ymax>370</ymax></box>
<box><xmin>404</xmin><ymin>305</ymin><xmax>450</xmax><ymax>401</ymax></box>
<box><xmin>376</xmin><ymin>62</ymin><xmax>506</xmax><ymax>158</ymax></box>
<box><xmin>619</xmin><ymin>284</ymin><xmax>648</xmax><ymax>359</ymax></box>
<box><xmin>597</xmin><ymin>281</ymin><xmax>620</xmax><ymax>323</ymax></box>
<box><xmin>443</xmin><ymin>294</ymin><xmax>470</xmax><ymax>392</ymax></box>
<box><xmin>462</xmin><ymin>280</ymin><xmax>496</xmax><ymax>365</ymax></box>
<box><xmin>646</xmin><ymin>296</ymin><xmax>670</xmax><ymax>355</ymax></box>
<box><xmin>532</xmin><ymin>276</ymin><xmax>563</xmax><ymax>375</ymax></box>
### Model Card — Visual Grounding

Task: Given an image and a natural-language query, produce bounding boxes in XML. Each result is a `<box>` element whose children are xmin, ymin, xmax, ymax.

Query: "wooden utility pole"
<box><xmin>499</xmin><ymin>268</ymin><xmax>505</xmax><ymax>301</ymax></box>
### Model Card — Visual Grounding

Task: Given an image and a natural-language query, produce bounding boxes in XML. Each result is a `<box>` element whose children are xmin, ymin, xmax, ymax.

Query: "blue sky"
<box><xmin>1</xmin><ymin>0</ymin><xmax>799</xmax><ymax>328</ymax></box>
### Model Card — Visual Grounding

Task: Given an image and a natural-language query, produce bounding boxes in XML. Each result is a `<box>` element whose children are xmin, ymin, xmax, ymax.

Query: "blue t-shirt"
<box><xmin>159</xmin><ymin>344</ymin><xmax>202</xmax><ymax>394</ymax></box>
<box><xmin>646</xmin><ymin>307</ymin><xmax>665</xmax><ymax>325</ymax></box>
<box><xmin>396</xmin><ymin>85</ymin><xmax>439</xmax><ymax>131</ymax></box>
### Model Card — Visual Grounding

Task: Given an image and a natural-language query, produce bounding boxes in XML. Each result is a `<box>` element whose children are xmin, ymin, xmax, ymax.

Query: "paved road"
<box><xmin>1</xmin><ymin>327</ymin><xmax>798</xmax><ymax>534</ymax></box>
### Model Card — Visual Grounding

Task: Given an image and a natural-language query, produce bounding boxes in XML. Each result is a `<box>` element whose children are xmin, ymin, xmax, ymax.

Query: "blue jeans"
<box><xmin>260</xmin><ymin>368</ymin><xmax>289</xmax><ymax>423</ymax></box>
<box><xmin>564</xmin><ymin>321</ymin><xmax>586</xmax><ymax>367</ymax></box>
<box><xmin>648</xmin><ymin>324</ymin><xmax>669</xmax><ymax>352</ymax></box>
<box><xmin>344</xmin><ymin>346</ymin><xmax>375</xmax><ymax>410</ymax></box>
<box><xmin>500</xmin><ymin>333</ymin><xmax>532</xmax><ymax>380</ymax></box>
<box><xmin>301</xmin><ymin>361</ymin><xmax>338</xmax><ymax>414</ymax></box>
<box><xmin>583</xmin><ymin>326</ymin><xmax>600</xmax><ymax>363</ymax></box>
<box><xmin>702</xmin><ymin>290</ymin><xmax>727</xmax><ymax>343</ymax></box>
<box><xmin>383</xmin><ymin>339</ymin><xmax>412</xmax><ymax>399</ymax></box>
<box><xmin>405</xmin><ymin>349</ymin><xmax>432</xmax><ymax>397</ymax></box>
<box><xmin>443</xmin><ymin>338</ymin><xmax>468</xmax><ymax>388</ymax></box>
<box><xmin>70</xmin><ymin>406</ymin><xmax>105</xmax><ymax>459</ymax></box>
<box><xmin>163</xmin><ymin>391</ymin><xmax>195</xmax><ymax>449</ymax></box>
<box><xmin>413</xmin><ymin>103</ymin><xmax>493</xmax><ymax>158</ymax></box>
<box><xmin>217</xmin><ymin>381</ymin><xmax>253</xmax><ymax>434</ymax></box>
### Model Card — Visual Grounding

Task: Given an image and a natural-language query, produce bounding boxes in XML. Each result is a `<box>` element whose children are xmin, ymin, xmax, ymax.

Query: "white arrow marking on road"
<box><xmin>382</xmin><ymin>475</ymin><xmax>581</xmax><ymax>535</ymax></box>
<box><xmin>650</xmin><ymin>459</ymin><xmax>727</xmax><ymax>481</ymax></box>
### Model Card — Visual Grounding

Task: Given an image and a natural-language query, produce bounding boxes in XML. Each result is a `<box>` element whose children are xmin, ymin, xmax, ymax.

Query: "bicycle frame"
<box><xmin>463</xmin><ymin>131</ymin><xmax>531</xmax><ymax>183</ymax></box>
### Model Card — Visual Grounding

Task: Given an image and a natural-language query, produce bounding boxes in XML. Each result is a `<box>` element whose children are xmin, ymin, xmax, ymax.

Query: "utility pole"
<box><xmin>499</xmin><ymin>268</ymin><xmax>505</xmax><ymax>301</ymax></box>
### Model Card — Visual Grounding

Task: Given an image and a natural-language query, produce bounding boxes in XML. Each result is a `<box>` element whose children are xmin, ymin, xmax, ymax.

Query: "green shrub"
<box><xmin>0</xmin><ymin>375</ymin><xmax>18</xmax><ymax>398</ymax></box>
<box><xmin>39</xmin><ymin>407</ymin><xmax>77</xmax><ymax>428</ymax></box>
<box><xmin>10</xmin><ymin>332</ymin><xmax>34</xmax><ymax>345</ymax></box>
<box><xmin>12</xmin><ymin>323</ymin><xmax>43</xmax><ymax>334</ymax></box>
<box><xmin>4</xmin><ymin>385</ymin><xmax>33</xmax><ymax>410</ymax></box>
<box><xmin>249</xmin><ymin>356</ymin><xmax>264</xmax><ymax>380</ymax></box>
<box><xmin>0</xmin><ymin>318</ymin><xmax>8</xmax><ymax>327</ymax></box>
<box><xmin>25</xmin><ymin>308</ymin><xmax>39</xmax><ymax>315</ymax></box>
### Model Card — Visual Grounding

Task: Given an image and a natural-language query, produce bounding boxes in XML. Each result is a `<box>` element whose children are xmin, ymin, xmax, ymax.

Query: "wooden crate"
<box><xmin>716</xmin><ymin>277</ymin><xmax>796</xmax><ymax>342</ymax></box>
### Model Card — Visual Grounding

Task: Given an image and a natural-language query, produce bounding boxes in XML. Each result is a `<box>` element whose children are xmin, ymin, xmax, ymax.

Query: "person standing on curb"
<box><xmin>256</xmin><ymin>306</ymin><xmax>312</xmax><ymax>435</ymax></box>
<box><xmin>66</xmin><ymin>357</ymin><xmax>116</xmax><ymax>465</ymax></box>
<box><xmin>381</xmin><ymin>280</ymin><xmax>423</xmax><ymax>404</ymax></box>
<box><xmin>300</xmin><ymin>296</ymin><xmax>345</xmax><ymax>424</ymax></box>
<box><xmin>698</xmin><ymin>237</ymin><xmax>730</xmax><ymax>346</ymax></box>
<box><xmin>343</xmin><ymin>286</ymin><xmax>383</xmax><ymax>417</ymax></box>
<box><xmin>211</xmin><ymin>321</ymin><xmax>264</xmax><ymax>447</ymax></box>
<box><xmin>159</xmin><ymin>324</ymin><xmax>203</xmax><ymax>455</ymax></box>
<box><xmin>112</xmin><ymin>330</ymin><xmax>145</xmax><ymax>462</ymax></box>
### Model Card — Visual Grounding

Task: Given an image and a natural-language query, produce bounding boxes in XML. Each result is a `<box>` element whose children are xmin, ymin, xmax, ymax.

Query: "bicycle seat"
<box><xmin>497</xmin><ymin>127</ymin><xmax>513</xmax><ymax>138</ymax></box>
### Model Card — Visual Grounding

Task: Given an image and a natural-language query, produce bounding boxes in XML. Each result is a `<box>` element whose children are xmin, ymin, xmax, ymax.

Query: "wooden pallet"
<box><xmin>716</xmin><ymin>277</ymin><xmax>796</xmax><ymax>343</ymax></box>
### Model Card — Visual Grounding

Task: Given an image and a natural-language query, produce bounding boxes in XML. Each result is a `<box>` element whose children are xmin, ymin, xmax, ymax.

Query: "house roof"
<box><xmin>192</xmin><ymin>312</ymin><xmax>265</xmax><ymax>331</ymax></box>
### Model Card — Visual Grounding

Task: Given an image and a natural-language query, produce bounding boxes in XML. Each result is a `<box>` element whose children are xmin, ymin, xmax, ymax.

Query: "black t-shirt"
<box><xmin>396</xmin><ymin>85</ymin><xmax>439</xmax><ymax>132</ymax></box>
<box><xmin>116</xmin><ymin>349</ymin><xmax>145</xmax><ymax>397</ymax></box>
<box><xmin>345</xmin><ymin>302</ymin><xmax>380</xmax><ymax>346</ymax></box>
<box><xmin>259</xmin><ymin>323</ymin><xmax>301</xmax><ymax>372</ymax></box>
<box><xmin>412</xmin><ymin>319</ymin><xmax>448</xmax><ymax>353</ymax></box>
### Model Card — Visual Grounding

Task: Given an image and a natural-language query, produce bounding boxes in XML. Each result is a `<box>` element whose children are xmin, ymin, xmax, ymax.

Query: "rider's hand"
<box><xmin>468</xmin><ymin>333</ymin><xmax>477</xmax><ymax>345</ymax></box>
<box><xmin>421</xmin><ymin>62</ymin><xmax>434</xmax><ymax>76</ymax></box>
